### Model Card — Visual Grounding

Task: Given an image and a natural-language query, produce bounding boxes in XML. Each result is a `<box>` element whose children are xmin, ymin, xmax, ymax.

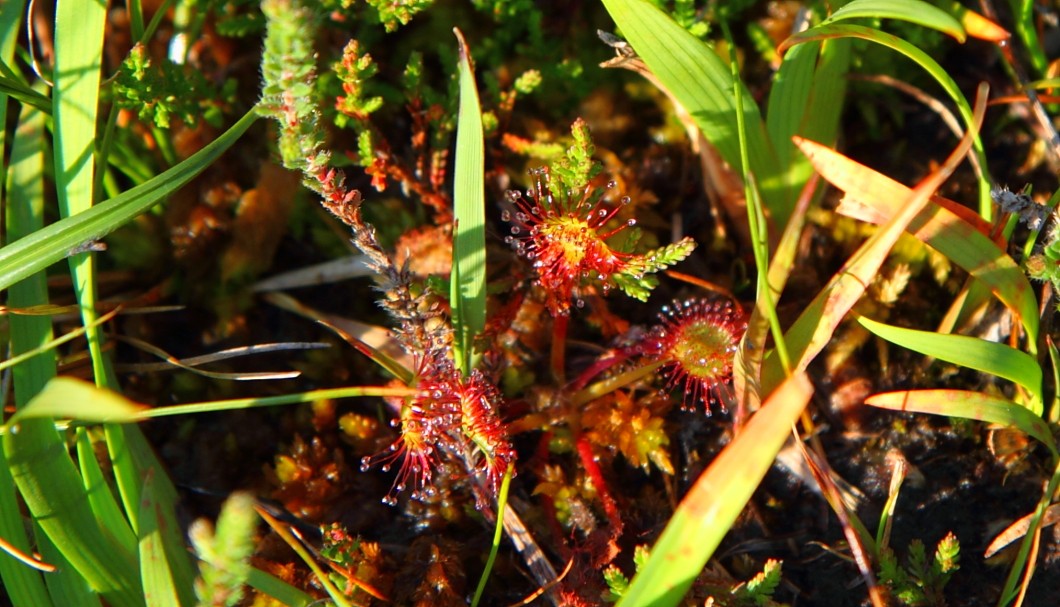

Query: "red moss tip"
<box><xmin>503</xmin><ymin>166</ymin><xmax>635</xmax><ymax>316</ymax></box>
<box><xmin>642</xmin><ymin>298</ymin><xmax>747</xmax><ymax>412</ymax></box>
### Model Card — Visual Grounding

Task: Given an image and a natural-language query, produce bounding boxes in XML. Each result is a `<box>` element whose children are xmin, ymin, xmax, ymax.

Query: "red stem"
<box><xmin>575</xmin><ymin>434</ymin><xmax>623</xmax><ymax>534</ymax></box>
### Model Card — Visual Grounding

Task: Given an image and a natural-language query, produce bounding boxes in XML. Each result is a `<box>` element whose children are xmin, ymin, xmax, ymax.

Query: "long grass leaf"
<box><xmin>0</xmin><ymin>106</ymin><xmax>259</xmax><ymax>293</ymax></box>
<box><xmin>5</xmin><ymin>418</ymin><xmax>143</xmax><ymax>607</ymax></box>
<box><xmin>823</xmin><ymin>0</ymin><xmax>965</xmax><ymax>41</ymax></box>
<box><xmin>451</xmin><ymin>29</ymin><xmax>486</xmax><ymax>374</ymax></box>
<box><xmin>857</xmin><ymin>315</ymin><xmax>1043</xmax><ymax>408</ymax></box>
<box><xmin>830</xmin><ymin>152</ymin><xmax>1038</xmax><ymax>344</ymax></box>
<box><xmin>53</xmin><ymin>0</ymin><xmax>109</xmax><ymax>384</ymax></box>
<box><xmin>5</xmin><ymin>378</ymin><xmax>144</xmax><ymax>426</ymax></box>
<box><xmin>35</xmin><ymin>527</ymin><xmax>100</xmax><ymax>607</ymax></box>
<box><xmin>865</xmin><ymin>390</ymin><xmax>1056</xmax><ymax>458</ymax></box>
<box><xmin>0</xmin><ymin>79</ymin><xmax>52</xmax><ymax>607</ymax></box>
<box><xmin>138</xmin><ymin>472</ymin><xmax>184</xmax><ymax>607</ymax></box>
<box><xmin>780</xmin><ymin>22</ymin><xmax>993</xmax><ymax>216</ymax></box>
<box><xmin>616</xmin><ymin>374</ymin><xmax>813</xmax><ymax>607</ymax></box>
<box><xmin>76</xmin><ymin>429</ymin><xmax>137</xmax><ymax>555</ymax></box>
<box><xmin>600</xmin><ymin>0</ymin><xmax>786</xmax><ymax>223</ymax></box>
<box><xmin>761</xmin><ymin>86</ymin><xmax>986</xmax><ymax>393</ymax></box>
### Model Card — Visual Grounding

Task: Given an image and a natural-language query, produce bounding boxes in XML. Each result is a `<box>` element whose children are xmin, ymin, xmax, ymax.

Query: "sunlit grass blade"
<box><xmin>53</xmin><ymin>0</ymin><xmax>109</xmax><ymax>384</ymax></box>
<box><xmin>0</xmin><ymin>79</ymin><xmax>52</xmax><ymax>607</ymax></box>
<box><xmin>600</xmin><ymin>0</ymin><xmax>786</xmax><ymax>223</ymax></box>
<box><xmin>5</xmin><ymin>377</ymin><xmax>145</xmax><ymax>427</ymax></box>
<box><xmin>451</xmin><ymin>28</ymin><xmax>486</xmax><ymax>375</ymax></box>
<box><xmin>865</xmin><ymin>390</ymin><xmax>1057</xmax><ymax>458</ymax></box>
<box><xmin>0</xmin><ymin>106</ymin><xmax>259</xmax><ymax>293</ymax></box>
<box><xmin>616</xmin><ymin>373</ymin><xmax>813</xmax><ymax>607</ymax></box>
<box><xmin>5</xmin><ymin>418</ymin><xmax>142</xmax><ymax>607</ymax></box>
<box><xmin>245</xmin><ymin>567</ymin><xmax>315</xmax><ymax>607</ymax></box>
<box><xmin>856</xmin><ymin>315</ymin><xmax>1043</xmax><ymax>409</ymax></box>
<box><xmin>256</xmin><ymin>507</ymin><xmax>353</xmax><ymax>607</ymax></box>
<box><xmin>828</xmin><ymin>153</ymin><xmax>1037</xmax><ymax>346</ymax></box>
<box><xmin>76</xmin><ymin>429</ymin><xmax>137</xmax><ymax>552</ymax></box>
<box><xmin>822</xmin><ymin>0</ymin><xmax>965</xmax><ymax>42</ymax></box>
<box><xmin>780</xmin><ymin>22</ymin><xmax>992</xmax><ymax>216</ymax></box>
<box><xmin>761</xmin><ymin>85</ymin><xmax>985</xmax><ymax>393</ymax></box>
<box><xmin>139</xmin><ymin>472</ymin><xmax>184</xmax><ymax>607</ymax></box>
<box><xmin>944</xmin><ymin>1</ymin><xmax>1009</xmax><ymax>41</ymax></box>
<box><xmin>0</xmin><ymin>377</ymin><xmax>416</xmax><ymax>430</ymax></box>
<box><xmin>767</xmin><ymin>35</ymin><xmax>850</xmax><ymax>198</ymax></box>
<box><xmin>735</xmin><ymin>178</ymin><xmax>813</xmax><ymax>412</ymax></box>
<box><xmin>35</xmin><ymin>528</ymin><xmax>100</xmax><ymax>607</ymax></box>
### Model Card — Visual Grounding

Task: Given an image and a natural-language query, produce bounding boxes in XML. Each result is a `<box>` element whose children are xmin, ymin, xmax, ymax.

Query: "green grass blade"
<box><xmin>600</xmin><ymin>0</ymin><xmax>786</xmax><ymax>224</ymax></box>
<box><xmin>0</xmin><ymin>106</ymin><xmax>259</xmax><ymax>293</ymax></box>
<box><xmin>0</xmin><ymin>71</ymin><xmax>51</xmax><ymax>114</ymax></box>
<box><xmin>35</xmin><ymin>527</ymin><xmax>100</xmax><ymax>607</ymax></box>
<box><xmin>451</xmin><ymin>29</ymin><xmax>487</xmax><ymax>375</ymax></box>
<box><xmin>761</xmin><ymin>88</ymin><xmax>984</xmax><ymax>392</ymax></box>
<box><xmin>616</xmin><ymin>374</ymin><xmax>813</xmax><ymax>607</ymax></box>
<box><xmin>781</xmin><ymin>22</ymin><xmax>992</xmax><ymax>217</ymax></box>
<box><xmin>5</xmin><ymin>418</ymin><xmax>143</xmax><ymax>607</ymax></box>
<box><xmin>53</xmin><ymin>0</ymin><xmax>109</xmax><ymax>385</ymax></box>
<box><xmin>0</xmin><ymin>82</ymin><xmax>52</xmax><ymax>607</ymax></box>
<box><xmin>865</xmin><ymin>390</ymin><xmax>1057</xmax><ymax>458</ymax></box>
<box><xmin>857</xmin><ymin>315</ymin><xmax>1043</xmax><ymax>409</ymax></box>
<box><xmin>245</xmin><ymin>568</ymin><xmax>315</xmax><ymax>607</ymax></box>
<box><xmin>822</xmin><ymin>0</ymin><xmax>965</xmax><ymax>41</ymax></box>
<box><xmin>5</xmin><ymin>378</ymin><xmax>144</xmax><ymax>427</ymax></box>
<box><xmin>138</xmin><ymin>472</ymin><xmax>184</xmax><ymax>607</ymax></box>
<box><xmin>76</xmin><ymin>429</ymin><xmax>137</xmax><ymax>554</ymax></box>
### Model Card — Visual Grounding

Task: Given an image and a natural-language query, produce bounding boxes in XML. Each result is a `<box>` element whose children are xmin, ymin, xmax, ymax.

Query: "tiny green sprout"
<box><xmin>602</xmin><ymin>545</ymin><xmax>651</xmax><ymax>602</ymax></box>
<box><xmin>514</xmin><ymin>69</ymin><xmax>543</xmax><ymax>95</ymax></box>
<box><xmin>879</xmin><ymin>532</ymin><xmax>960</xmax><ymax>606</ymax></box>
<box><xmin>729</xmin><ymin>559</ymin><xmax>783</xmax><ymax>606</ymax></box>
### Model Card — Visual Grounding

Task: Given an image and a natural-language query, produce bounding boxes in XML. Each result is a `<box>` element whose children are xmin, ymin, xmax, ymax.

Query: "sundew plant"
<box><xmin>2</xmin><ymin>0</ymin><xmax>1060</xmax><ymax>606</ymax></box>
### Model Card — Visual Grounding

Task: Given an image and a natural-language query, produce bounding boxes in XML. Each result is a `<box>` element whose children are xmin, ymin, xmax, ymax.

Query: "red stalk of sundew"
<box><xmin>551</xmin><ymin>314</ymin><xmax>569</xmax><ymax>383</ymax></box>
<box><xmin>575</xmin><ymin>433</ymin><xmax>623</xmax><ymax>534</ymax></box>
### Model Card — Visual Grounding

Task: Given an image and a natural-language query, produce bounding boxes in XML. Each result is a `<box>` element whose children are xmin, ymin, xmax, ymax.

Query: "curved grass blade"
<box><xmin>5</xmin><ymin>377</ymin><xmax>145</xmax><ymax>427</ymax></box>
<box><xmin>856</xmin><ymin>315</ymin><xmax>1043</xmax><ymax>409</ymax></box>
<box><xmin>4</xmin><ymin>418</ymin><xmax>143</xmax><ymax>607</ymax></box>
<box><xmin>600</xmin><ymin>0</ymin><xmax>785</xmax><ymax>223</ymax></box>
<box><xmin>865</xmin><ymin>389</ymin><xmax>1057</xmax><ymax>459</ymax></box>
<box><xmin>616</xmin><ymin>373</ymin><xmax>813</xmax><ymax>607</ymax></box>
<box><xmin>761</xmin><ymin>84</ymin><xmax>986</xmax><ymax>393</ymax></box>
<box><xmin>822</xmin><ymin>0</ymin><xmax>965</xmax><ymax>42</ymax></box>
<box><xmin>827</xmin><ymin>150</ymin><xmax>1037</xmax><ymax>345</ymax></box>
<box><xmin>452</xmin><ymin>28</ymin><xmax>486</xmax><ymax>375</ymax></box>
<box><xmin>781</xmin><ymin>22</ymin><xmax>992</xmax><ymax>216</ymax></box>
<box><xmin>0</xmin><ymin>106</ymin><xmax>259</xmax><ymax>293</ymax></box>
